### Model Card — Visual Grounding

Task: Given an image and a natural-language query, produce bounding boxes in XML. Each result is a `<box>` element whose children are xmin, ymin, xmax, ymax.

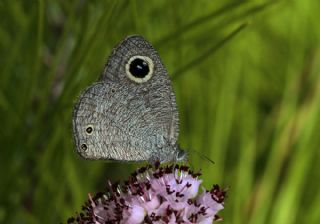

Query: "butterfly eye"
<box><xmin>126</xmin><ymin>55</ymin><xmax>154</xmax><ymax>83</ymax></box>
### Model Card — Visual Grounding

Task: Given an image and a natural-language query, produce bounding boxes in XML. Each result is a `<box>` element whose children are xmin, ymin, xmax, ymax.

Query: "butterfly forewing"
<box><xmin>72</xmin><ymin>36</ymin><xmax>184</xmax><ymax>162</ymax></box>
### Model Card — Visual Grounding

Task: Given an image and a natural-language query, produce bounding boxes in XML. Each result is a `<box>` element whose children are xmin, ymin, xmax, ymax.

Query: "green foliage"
<box><xmin>1</xmin><ymin>0</ymin><xmax>320</xmax><ymax>223</ymax></box>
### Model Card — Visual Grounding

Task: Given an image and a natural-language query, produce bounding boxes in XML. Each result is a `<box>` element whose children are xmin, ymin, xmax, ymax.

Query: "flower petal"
<box><xmin>125</xmin><ymin>205</ymin><xmax>145</xmax><ymax>224</ymax></box>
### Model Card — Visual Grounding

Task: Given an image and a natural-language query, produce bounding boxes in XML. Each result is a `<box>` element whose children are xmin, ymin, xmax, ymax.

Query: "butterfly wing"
<box><xmin>72</xmin><ymin>36</ymin><xmax>181</xmax><ymax>162</ymax></box>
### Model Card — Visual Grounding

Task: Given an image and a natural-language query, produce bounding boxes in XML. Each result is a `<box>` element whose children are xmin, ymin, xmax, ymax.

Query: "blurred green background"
<box><xmin>1</xmin><ymin>0</ymin><xmax>320</xmax><ymax>223</ymax></box>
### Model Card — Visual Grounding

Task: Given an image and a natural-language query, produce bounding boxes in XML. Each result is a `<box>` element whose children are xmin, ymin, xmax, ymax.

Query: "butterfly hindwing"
<box><xmin>72</xmin><ymin>36</ymin><xmax>184</xmax><ymax>162</ymax></box>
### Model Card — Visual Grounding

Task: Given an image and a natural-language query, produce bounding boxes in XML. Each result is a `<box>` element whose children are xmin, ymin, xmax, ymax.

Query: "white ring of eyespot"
<box><xmin>85</xmin><ymin>125</ymin><xmax>94</xmax><ymax>135</ymax></box>
<box><xmin>125</xmin><ymin>55</ymin><xmax>154</xmax><ymax>83</ymax></box>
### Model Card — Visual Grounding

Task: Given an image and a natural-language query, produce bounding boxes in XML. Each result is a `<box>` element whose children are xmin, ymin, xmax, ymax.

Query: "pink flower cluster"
<box><xmin>68</xmin><ymin>163</ymin><xmax>226</xmax><ymax>224</ymax></box>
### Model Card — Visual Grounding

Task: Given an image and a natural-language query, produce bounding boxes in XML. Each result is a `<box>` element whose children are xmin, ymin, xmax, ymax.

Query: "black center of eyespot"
<box><xmin>81</xmin><ymin>144</ymin><xmax>87</xmax><ymax>151</ymax></box>
<box><xmin>129</xmin><ymin>58</ymin><xmax>150</xmax><ymax>78</ymax></box>
<box><xmin>86</xmin><ymin>127</ymin><xmax>93</xmax><ymax>134</ymax></box>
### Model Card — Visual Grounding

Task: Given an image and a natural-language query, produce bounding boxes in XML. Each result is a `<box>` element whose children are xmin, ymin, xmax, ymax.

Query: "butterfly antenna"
<box><xmin>187</xmin><ymin>148</ymin><xmax>215</xmax><ymax>165</ymax></box>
